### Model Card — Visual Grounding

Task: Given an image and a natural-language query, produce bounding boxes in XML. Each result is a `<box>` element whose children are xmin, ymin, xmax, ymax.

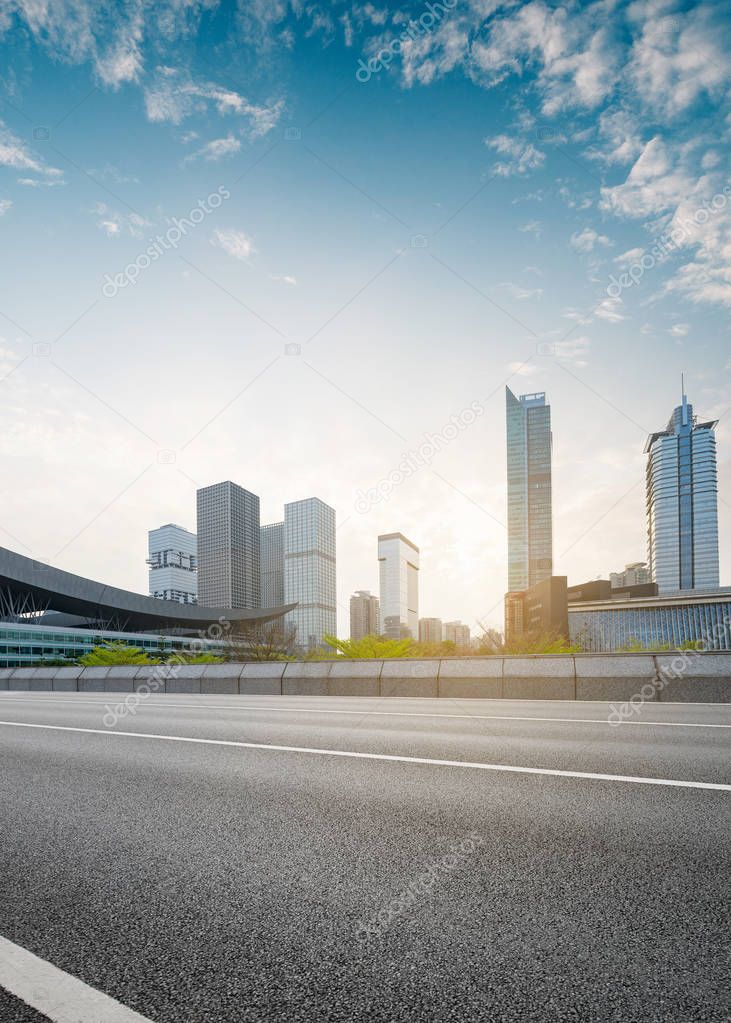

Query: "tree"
<box><xmin>322</xmin><ymin>634</ymin><xmax>415</xmax><ymax>659</ymax></box>
<box><xmin>79</xmin><ymin>642</ymin><xmax>162</xmax><ymax>666</ymax></box>
<box><xmin>476</xmin><ymin>629</ymin><xmax>581</xmax><ymax>655</ymax></box>
<box><xmin>243</xmin><ymin>620</ymin><xmax>298</xmax><ymax>661</ymax></box>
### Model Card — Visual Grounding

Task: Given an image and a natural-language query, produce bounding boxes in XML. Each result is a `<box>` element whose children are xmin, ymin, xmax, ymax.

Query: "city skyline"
<box><xmin>0</xmin><ymin>2</ymin><xmax>728</xmax><ymax>636</ymax></box>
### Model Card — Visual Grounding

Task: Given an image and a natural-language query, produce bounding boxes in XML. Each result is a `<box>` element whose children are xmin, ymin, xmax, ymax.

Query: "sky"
<box><xmin>0</xmin><ymin>0</ymin><xmax>729</xmax><ymax>635</ymax></box>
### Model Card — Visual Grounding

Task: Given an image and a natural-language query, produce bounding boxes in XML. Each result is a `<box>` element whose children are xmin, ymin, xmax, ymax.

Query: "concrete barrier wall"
<box><xmin>1</xmin><ymin>654</ymin><xmax>730</xmax><ymax>702</ymax></box>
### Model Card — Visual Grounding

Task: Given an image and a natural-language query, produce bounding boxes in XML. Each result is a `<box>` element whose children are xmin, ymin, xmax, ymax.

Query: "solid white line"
<box><xmin>0</xmin><ymin>934</ymin><xmax>153</xmax><ymax>1023</ymax></box>
<box><xmin>0</xmin><ymin>696</ymin><xmax>728</xmax><ymax>729</ymax></box>
<box><xmin>0</xmin><ymin>719</ymin><xmax>728</xmax><ymax>791</ymax></box>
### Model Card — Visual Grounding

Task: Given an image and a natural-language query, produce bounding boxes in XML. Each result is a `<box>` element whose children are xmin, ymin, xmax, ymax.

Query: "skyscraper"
<box><xmin>284</xmin><ymin>498</ymin><xmax>336</xmax><ymax>650</ymax></box>
<box><xmin>418</xmin><ymin>617</ymin><xmax>443</xmax><ymax>643</ymax></box>
<box><xmin>147</xmin><ymin>523</ymin><xmax>197</xmax><ymax>605</ymax></box>
<box><xmin>260</xmin><ymin>522</ymin><xmax>284</xmax><ymax>608</ymax></box>
<box><xmin>378</xmin><ymin>533</ymin><xmax>419</xmax><ymax>639</ymax></box>
<box><xmin>506</xmin><ymin>388</ymin><xmax>553</xmax><ymax>592</ymax></box>
<box><xmin>645</xmin><ymin>390</ymin><xmax>719</xmax><ymax>593</ymax></box>
<box><xmin>350</xmin><ymin>590</ymin><xmax>380</xmax><ymax>640</ymax></box>
<box><xmin>196</xmin><ymin>481</ymin><xmax>260</xmax><ymax>608</ymax></box>
<box><xmin>444</xmin><ymin>620</ymin><xmax>471</xmax><ymax>648</ymax></box>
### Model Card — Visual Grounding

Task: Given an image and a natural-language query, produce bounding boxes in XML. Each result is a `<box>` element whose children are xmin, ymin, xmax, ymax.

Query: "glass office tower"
<box><xmin>506</xmin><ymin>388</ymin><xmax>553</xmax><ymax>592</ymax></box>
<box><xmin>646</xmin><ymin>391</ymin><xmax>719</xmax><ymax>593</ymax></box>
<box><xmin>378</xmin><ymin>533</ymin><xmax>419</xmax><ymax>639</ymax></box>
<box><xmin>284</xmin><ymin>498</ymin><xmax>336</xmax><ymax>650</ymax></box>
<box><xmin>260</xmin><ymin>522</ymin><xmax>285</xmax><ymax>608</ymax></box>
<box><xmin>196</xmin><ymin>481</ymin><xmax>261</xmax><ymax>609</ymax></box>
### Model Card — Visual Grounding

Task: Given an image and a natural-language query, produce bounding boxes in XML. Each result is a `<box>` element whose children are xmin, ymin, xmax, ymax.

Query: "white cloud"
<box><xmin>626</xmin><ymin>3</ymin><xmax>731</xmax><ymax>119</ymax></box>
<box><xmin>614</xmin><ymin>247</ymin><xmax>645</xmax><ymax>265</ymax></box>
<box><xmin>507</xmin><ymin>361</ymin><xmax>538</xmax><ymax>377</ymax></box>
<box><xmin>184</xmin><ymin>135</ymin><xmax>241</xmax><ymax>163</ymax></box>
<box><xmin>499</xmin><ymin>282</ymin><xmax>543</xmax><ymax>300</ymax></box>
<box><xmin>0</xmin><ymin>198</ymin><xmax>11</xmax><ymax>217</ymax></box>
<box><xmin>669</xmin><ymin>323</ymin><xmax>690</xmax><ymax>337</ymax></box>
<box><xmin>570</xmin><ymin>226</ymin><xmax>612</xmax><ymax>252</ymax></box>
<box><xmin>0</xmin><ymin>122</ymin><xmax>62</xmax><ymax>178</ymax></box>
<box><xmin>92</xmin><ymin>202</ymin><xmax>150</xmax><ymax>238</ymax></box>
<box><xmin>270</xmin><ymin>274</ymin><xmax>297</xmax><ymax>285</ymax></box>
<box><xmin>486</xmin><ymin>134</ymin><xmax>545</xmax><ymax>176</ymax></box>
<box><xmin>518</xmin><ymin>220</ymin><xmax>542</xmax><ymax>238</ymax></box>
<box><xmin>144</xmin><ymin>67</ymin><xmax>284</xmax><ymax>137</ymax></box>
<box><xmin>594</xmin><ymin>297</ymin><xmax>626</xmax><ymax>323</ymax></box>
<box><xmin>211</xmin><ymin>228</ymin><xmax>256</xmax><ymax>262</ymax></box>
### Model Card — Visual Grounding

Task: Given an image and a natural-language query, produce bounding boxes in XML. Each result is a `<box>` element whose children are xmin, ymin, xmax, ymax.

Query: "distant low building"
<box><xmin>610</xmin><ymin>562</ymin><xmax>651</xmax><ymax>589</ymax></box>
<box><xmin>505</xmin><ymin>576</ymin><xmax>568</xmax><ymax>644</ymax></box>
<box><xmin>350</xmin><ymin>591</ymin><xmax>380</xmax><ymax>640</ymax></box>
<box><xmin>418</xmin><ymin>617</ymin><xmax>443</xmax><ymax>644</ymax></box>
<box><xmin>568</xmin><ymin>587</ymin><xmax>731</xmax><ymax>651</ymax></box>
<box><xmin>444</xmin><ymin>620</ymin><xmax>471</xmax><ymax>648</ymax></box>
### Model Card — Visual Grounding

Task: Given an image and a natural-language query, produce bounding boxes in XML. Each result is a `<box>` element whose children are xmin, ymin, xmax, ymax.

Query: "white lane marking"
<box><xmin>0</xmin><ymin>696</ymin><xmax>728</xmax><ymax>729</ymax></box>
<box><xmin>0</xmin><ymin>933</ymin><xmax>153</xmax><ymax>1023</ymax></box>
<box><xmin>0</xmin><ymin>720</ymin><xmax>728</xmax><ymax>791</ymax></box>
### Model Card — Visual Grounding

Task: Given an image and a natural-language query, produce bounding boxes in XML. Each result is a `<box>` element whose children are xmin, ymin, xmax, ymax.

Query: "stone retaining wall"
<box><xmin>1</xmin><ymin>653</ymin><xmax>729</xmax><ymax>702</ymax></box>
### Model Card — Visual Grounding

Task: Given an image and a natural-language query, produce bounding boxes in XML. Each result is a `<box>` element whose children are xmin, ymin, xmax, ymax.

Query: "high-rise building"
<box><xmin>444</xmin><ymin>620</ymin><xmax>471</xmax><ymax>648</ymax></box>
<box><xmin>645</xmin><ymin>390</ymin><xmax>719</xmax><ymax>593</ymax></box>
<box><xmin>350</xmin><ymin>590</ymin><xmax>380</xmax><ymax>640</ymax></box>
<box><xmin>610</xmin><ymin>562</ymin><xmax>652</xmax><ymax>589</ymax></box>
<box><xmin>260</xmin><ymin>522</ymin><xmax>284</xmax><ymax>608</ymax></box>
<box><xmin>147</xmin><ymin>524</ymin><xmax>197</xmax><ymax>605</ymax></box>
<box><xmin>284</xmin><ymin>498</ymin><xmax>336</xmax><ymax>650</ymax></box>
<box><xmin>196</xmin><ymin>481</ymin><xmax>260</xmax><ymax>608</ymax></box>
<box><xmin>506</xmin><ymin>388</ymin><xmax>553</xmax><ymax>592</ymax></box>
<box><xmin>418</xmin><ymin>617</ymin><xmax>443</xmax><ymax>644</ymax></box>
<box><xmin>378</xmin><ymin>533</ymin><xmax>419</xmax><ymax>639</ymax></box>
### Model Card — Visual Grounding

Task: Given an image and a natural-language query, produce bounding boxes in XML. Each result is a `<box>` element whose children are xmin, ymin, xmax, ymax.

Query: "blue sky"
<box><xmin>0</xmin><ymin>0</ymin><xmax>729</xmax><ymax>633</ymax></box>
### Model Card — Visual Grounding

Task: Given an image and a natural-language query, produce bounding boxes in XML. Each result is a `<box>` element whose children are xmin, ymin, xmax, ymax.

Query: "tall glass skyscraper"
<box><xmin>505</xmin><ymin>388</ymin><xmax>553</xmax><ymax>592</ymax></box>
<box><xmin>260</xmin><ymin>521</ymin><xmax>284</xmax><ymax>608</ymax></box>
<box><xmin>284</xmin><ymin>498</ymin><xmax>336</xmax><ymax>650</ymax></box>
<box><xmin>378</xmin><ymin>533</ymin><xmax>419</xmax><ymax>639</ymax></box>
<box><xmin>196</xmin><ymin>481</ymin><xmax>260</xmax><ymax>609</ymax></box>
<box><xmin>645</xmin><ymin>391</ymin><xmax>719</xmax><ymax>593</ymax></box>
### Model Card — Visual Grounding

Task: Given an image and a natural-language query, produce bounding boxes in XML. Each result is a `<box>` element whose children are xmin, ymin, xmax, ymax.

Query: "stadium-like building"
<box><xmin>0</xmin><ymin>546</ymin><xmax>294</xmax><ymax>667</ymax></box>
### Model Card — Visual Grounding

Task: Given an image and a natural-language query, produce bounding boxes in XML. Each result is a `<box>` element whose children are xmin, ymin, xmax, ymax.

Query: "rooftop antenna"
<box><xmin>681</xmin><ymin>372</ymin><xmax>688</xmax><ymax>426</ymax></box>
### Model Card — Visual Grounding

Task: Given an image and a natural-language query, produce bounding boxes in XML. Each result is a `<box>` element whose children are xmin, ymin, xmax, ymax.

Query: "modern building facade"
<box><xmin>378</xmin><ymin>533</ymin><xmax>419</xmax><ymax>639</ymax></box>
<box><xmin>284</xmin><ymin>498</ymin><xmax>336</xmax><ymax>650</ymax></box>
<box><xmin>418</xmin><ymin>617</ymin><xmax>443</xmax><ymax>644</ymax></box>
<box><xmin>506</xmin><ymin>388</ymin><xmax>553</xmax><ymax>592</ymax></box>
<box><xmin>444</xmin><ymin>620</ymin><xmax>471</xmax><ymax>648</ymax></box>
<box><xmin>147</xmin><ymin>523</ymin><xmax>197</xmax><ymax>605</ymax></box>
<box><xmin>645</xmin><ymin>391</ymin><xmax>719</xmax><ymax>593</ymax></box>
<box><xmin>505</xmin><ymin>576</ymin><xmax>569</xmax><ymax>644</ymax></box>
<box><xmin>610</xmin><ymin>562</ymin><xmax>652</xmax><ymax>589</ymax></box>
<box><xmin>260</xmin><ymin>522</ymin><xmax>285</xmax><ymax>608</ymax></box>
<box><xmin>196</xmin><ymin>482</ymin><xmax>261</xmax><ymax>609</ymax></box>
<box><xmin>568</xmin><ymin>588</ymin><xmax>731</xmax><ymax>651</ymax></box>
<box><xmin>350</xmin><ymin>590</ymin><xmax>380</xmax><ymax>640</ymax></box>
<box><xmin>0</xmin><ymin>544</ymin><xmax>293</xmax><ymax>665</ymax></box>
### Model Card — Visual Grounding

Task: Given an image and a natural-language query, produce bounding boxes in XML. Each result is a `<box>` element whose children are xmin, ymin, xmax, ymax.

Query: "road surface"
<box><xmin>0</xmin><ymin>692</ymin><xmax>729</xmax><ymax>1022</ymax></box>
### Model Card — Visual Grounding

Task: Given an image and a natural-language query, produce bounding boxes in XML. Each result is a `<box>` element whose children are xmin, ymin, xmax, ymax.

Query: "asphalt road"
<box><xmin>0</xmin><ymin>693</ymin><xmax>729</xmax><ymax>1023</ymax></box>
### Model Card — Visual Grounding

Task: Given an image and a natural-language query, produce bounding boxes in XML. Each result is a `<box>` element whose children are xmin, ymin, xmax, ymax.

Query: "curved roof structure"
<box><xmin>0</xmin><ymin>546</ymin><xmax>294</xmax><ymax>632</ymax></box>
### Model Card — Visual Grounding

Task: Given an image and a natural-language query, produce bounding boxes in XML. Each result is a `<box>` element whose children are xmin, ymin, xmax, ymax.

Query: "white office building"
<box><xmin>147</xmin><ymin>524</ymin><xmax>197</xmax><ymax>605</ymax></box>
<box><xmin>378</xmin><ymin>533</ymin><xmax>419</xmax><ymax>639</ymax></box>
